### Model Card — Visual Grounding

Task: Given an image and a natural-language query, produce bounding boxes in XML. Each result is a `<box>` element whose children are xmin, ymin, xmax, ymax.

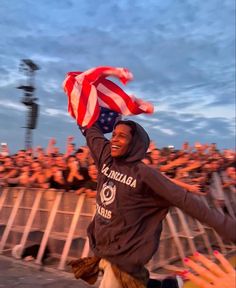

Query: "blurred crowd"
<box><xmin>0</xmin><ymin>137</ymin><xmax>235</xmax><ymax>206</ymax></box>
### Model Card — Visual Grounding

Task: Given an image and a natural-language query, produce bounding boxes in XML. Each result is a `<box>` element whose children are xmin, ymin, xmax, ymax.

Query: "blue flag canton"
<box><xmin>97</xmin><ymin>107</ymin><xmax>121</xmax><ymax>134</ymax></box>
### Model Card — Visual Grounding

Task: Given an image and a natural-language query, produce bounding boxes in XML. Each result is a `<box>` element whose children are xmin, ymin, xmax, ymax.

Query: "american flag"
<box><xmin>62</xmin><ymin>66</ymin><xmax>154</xmax><ymax>129</ymax></box>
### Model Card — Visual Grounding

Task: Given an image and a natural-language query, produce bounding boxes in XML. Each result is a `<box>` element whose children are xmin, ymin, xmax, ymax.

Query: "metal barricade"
<box><xmin>0</xmin><ymin>185</ymin><xmax>235</xmax><ymax>275</ymax></box>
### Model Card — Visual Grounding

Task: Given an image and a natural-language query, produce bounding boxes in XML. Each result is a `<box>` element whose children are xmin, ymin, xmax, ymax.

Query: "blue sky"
<box><xmin>0</xmin><ymin>0</ymin><xmax>235</xmax><ymax>153</ymax></box>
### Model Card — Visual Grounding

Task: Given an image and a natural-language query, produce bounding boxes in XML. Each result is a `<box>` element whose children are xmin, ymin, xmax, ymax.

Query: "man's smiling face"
<box><xmin>110</xmin><ymin>124</ymin><xmax>132</xmax><ymax>158</ymax></box>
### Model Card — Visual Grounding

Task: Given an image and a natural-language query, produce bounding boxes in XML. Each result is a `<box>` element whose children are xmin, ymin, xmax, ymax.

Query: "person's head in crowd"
<box><xmin>210</xmin><ymin>151</ymin><xmax>222</xmax><ymax>160</ymax></box>
<box><xmin>216</xmin><ymin>155</ymin><xmax>225</xmax><ymax>167</ymax></box>
<box><xmin>52</xmin><ymin>146</ymin><xmax>60</xmax><ymax>155</ymax></box>
<box><xmin>160</xmin><ymin>147</ymin><xmax>170</xmax><ymax>156</ymax></box>
<box><xmin>75</xmin><ymin>147</ymin><xmax>89</xmax><ymax>167</ymax></box>
<box><xmin>208</xmin><ymin>160</ymin><xmax>220</xmax><ymax>172</ymax></box>
<box><xmin>141</xmin><ymin>156</ymin><xmax>152</xmax><ymax>166</ymax></box>
<box><xmin>142</xmin><ymin>153</ymin><xmax>152</xmax><ymax>165</ymax></box>
<box><xmin>66</xmin><ymin>155</ymin><xmax>79</xmax><ymax>170</ymax></box>
<box><xmin>148</xmin><ymin>140</ymin><xmax>157</xmax><ymax>153</ymax></box>
<box><xmin>226</xmin><ymin>166</ymin><xmax>236</xmax><ymax>179</ymax></box>
<box><xmin>24</xmin><ymin>149</ymin><xmax>32</xmax><ymax>156</ymax></box>
<box><xmin>50</xmin><ymin>164</ymin><xmax>63</xmax><ymax>175</ymax></box>
<box><xmin>40</xmin><ymin>155</ymin><xmax>55</xmax><ymax>168</ymax></box>
<box><xmin>17</xmin><ymin>149</ymin><xmax>26</xmax><ymax>157</ymax></box>
<box><xmin>194</xmin><ymin>142</ymin><xmax>205</xmax><ymax>154</ymax></box>
<box><xmin>168</xmin><ymin>151</ymin><xmax>177</xmax><ymax>161</ymax></box>
<box><xmin>3</xmin><ymin>157</ymin><xmax>14</xmax><ymax>169</ymax></box>
<box><xmin>88</xmin><ymin>164</ymin><xmax>98</xmax><ymax>181</ymax></box>
<box><xmin>177</xmin><ymin>151</ymin><xmax>190</xmax><ymax>160</ymax></box>
<box><xmin>0</xmin><ymin>163</ymin><xmax>6</xmax><ymax>186</ymax></box>
<box><xmin>24</xmin><ymin>152</ymin><xmax>33</xmax><ymax>162</ymax></box>
<box><xmin>15</xmin><ymin>156</ymin><xmax>25</xmax><ymax>167</ymax></box>
<box><xmin>189</xmin><ymin>151</ymin><xmax>201</xmax><ymax>160</ymax></box>
<box><xmin>222</xmin><ymin>149</ymin><xmax>235</xmax><ymax>161</ymax></box>
<box><xmin>20</xmin><ymin>165</ymin><xmax>30</xmax><ymax>173</ymax></box>
<box><xmin>159</xmin><ymin>148</ymin><xmax>172</xmax><ymax>164</ymax></box>
<box><xmin>209</xmin><ymin>142</ymin><xmax>218</xmax><ymax>152</ymax></box>
<box><xmin>68</xmin><ymin>142</ymin><xmax>76</xmax><ymax>154</ymax></box>
<box><xmin>150</xmin><ymin>148</ymin><xmax>160</xmax><ymax>166</ymax></box>
<box><xmin>182</xmin><ymin>141</ymin><xmax>190</xmax><ymax>152</ymax></box>
<box><xmin>31</xmin><ymin>161</ymin><xmax>43</xmax><ymax>173</ymax></box>
<box><xmin>0</xmin><ymin>163</ymin><xmax>5</xmax><ymax>173</ymax></box>
<box><xmin>55</xmin><ymin>154</ymin><xmax>66</xmax><ymax>169</ymax></box>
<box><xmin>18</xmin><ymin>165</ymin><xmax>31</xmax><ymax>186</ymax></box>
<box><xmin>35</xmin><ymin>146</ymin><xmax>43</xmax><ymax>152</ymax></box>
<box><xmin>201</xmin><ymin>161</ymin><xmax>212</xmax><ymax>172</ymax></box>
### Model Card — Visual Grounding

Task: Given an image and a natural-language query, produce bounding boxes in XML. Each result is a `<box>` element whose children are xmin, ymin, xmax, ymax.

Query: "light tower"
<box><xmin>17</xmin><ymin>59</ymin><xmax>40</xmax><ymax>150</ymax></box>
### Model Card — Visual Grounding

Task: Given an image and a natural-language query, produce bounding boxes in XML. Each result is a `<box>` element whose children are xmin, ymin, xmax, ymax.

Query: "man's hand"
<box><xmin>182</xmin><ymin>251</ymin><xmax>236</xmax><ymax>288</ymax></box>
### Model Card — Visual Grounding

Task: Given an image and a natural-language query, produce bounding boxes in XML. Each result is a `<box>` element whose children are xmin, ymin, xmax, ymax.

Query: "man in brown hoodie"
<box><xmin>71</xmin><ymin>119</ymin><xmax>236</xmax><ymax>288</ymax></box>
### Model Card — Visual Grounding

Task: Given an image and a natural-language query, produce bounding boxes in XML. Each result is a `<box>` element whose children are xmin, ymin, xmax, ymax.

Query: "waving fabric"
<box><xmin>63</xmin><ymin>66</ymin><xmax>154</xmax><ymax>129</ymax></box>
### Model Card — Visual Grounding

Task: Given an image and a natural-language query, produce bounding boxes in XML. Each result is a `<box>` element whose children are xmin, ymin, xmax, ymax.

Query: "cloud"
<box><xmin>0</xmin><ymin>0</ymin><xmax>235</xmax><ymax>152</ymax></box>
<box><xmin>152</xmin><ymin>126</ymin><xmax>177</xmax><ymax>136</ymax></box>
<box><xmin>42</xmin><ymin>107</ymin><xmax>72</xmax><ymax>120</ymax></box>
<box><xmin>0</xmin><ymin>99</ymin><xmax>25</xmax><ymax>111</ymax></box>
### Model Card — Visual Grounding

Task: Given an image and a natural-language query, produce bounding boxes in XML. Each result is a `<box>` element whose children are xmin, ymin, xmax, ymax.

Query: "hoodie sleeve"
<box><xmin>142</xmin><ymin>166</ymin><xmax>236</xmax><ymax>242</ymax></box>
<box><xmin>83</xmin><ymin>124</ymin><xmax>111</xmax><ymax>168</ymax></box>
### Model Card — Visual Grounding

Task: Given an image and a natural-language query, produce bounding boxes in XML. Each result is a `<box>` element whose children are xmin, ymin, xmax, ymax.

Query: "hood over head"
<box><xmin>113</xmin><ymin>120</ymin><xmax>150</xmax><ymax>162</ymax></box>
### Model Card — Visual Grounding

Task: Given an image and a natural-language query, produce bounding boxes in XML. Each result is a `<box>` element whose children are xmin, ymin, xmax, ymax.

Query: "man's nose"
<box><xmin>111</xmin><ymin>135</ymin><xmax>118</xmax><ymax>141</ymax></box>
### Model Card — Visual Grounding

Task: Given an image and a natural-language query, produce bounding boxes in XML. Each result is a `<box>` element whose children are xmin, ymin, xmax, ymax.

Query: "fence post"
<box><xmin>19</xmin><ymin>189</ymin><xmax>43</xmax><ymax>250</ymax></box>
<box><xmin>35</xmin><ymin>190</ymin><xmax>63</xmax><ymax>264</ymax></box>
<box><xmin>0</xmin><ymin>188</ymin><xmax>25</xmax><ymax>253</ymax></box>
<box><xmin>165</xmin><ymin>212</ymin><xmax>185</xmax><ymax>261</ymax></box>
<box><xmin>58</xmin><ymin>194</ymin><xmax>86</xmax><ymax>270</ymax></box>
<box><xmin>0</xmin><ymin>187</ymin><xmax>8</xmax><ymax>213</ymax></box>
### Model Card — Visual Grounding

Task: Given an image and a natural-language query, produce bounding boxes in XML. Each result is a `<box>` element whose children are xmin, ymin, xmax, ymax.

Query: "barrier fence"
<box><xmin>0</xmin><ymin>173</ymin><xmax>235</xmax><ymax>277</ymax></box>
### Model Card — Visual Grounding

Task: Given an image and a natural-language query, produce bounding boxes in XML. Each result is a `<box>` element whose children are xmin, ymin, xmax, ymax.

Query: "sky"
<box><xmin>0</xmin><ymin>0</ymin><xmax>235</xmax><ymax>154</ymax></box>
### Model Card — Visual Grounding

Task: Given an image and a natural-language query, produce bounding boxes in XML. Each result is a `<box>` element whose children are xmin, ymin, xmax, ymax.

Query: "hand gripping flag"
<box><xmin>62</xmin><ymin>66</ymin><xmax>154</xmax><ymax>130</ymax></box>
<box><xmin>96</xmin><ymin>107</ymin><xmax>121</xmax><ymax>134</ymax></box>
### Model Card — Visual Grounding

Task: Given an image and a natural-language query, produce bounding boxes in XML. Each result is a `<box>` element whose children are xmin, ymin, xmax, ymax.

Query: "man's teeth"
<box><xmin>112</xmin><ymin>145</ymin><xmax>120</xmax><ymax>149</ymax></box>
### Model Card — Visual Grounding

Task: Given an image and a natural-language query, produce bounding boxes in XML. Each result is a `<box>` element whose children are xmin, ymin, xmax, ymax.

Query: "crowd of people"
<box><xmin>1</xmin><ymin>133</ymin><xmax>235</xmax><ymax>287</ymax></box>
<box><xmin>0</xmin><ymin>137</ymin><xmax>235</xmax><ymax>205</ymax></box>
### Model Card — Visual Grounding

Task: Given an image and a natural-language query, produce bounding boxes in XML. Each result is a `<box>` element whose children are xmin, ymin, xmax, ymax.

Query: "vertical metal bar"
<box><xmin>175</xmin><ymin>208</ymin><xmax>197</xmax><ymax>254</ymax></box>
<box><xmin>195</xmin><ymin>219</ymin><xmax>213</xmax><ymax>255</ymax></box>
<box><xmin>0</xmin><ymin>187</ymin><xmax>8</xmax><ymax>212</ymax></box>
<box><xmin>166</xmin><ymin>212</ymin><xmax>186</xmax><ymax>261</ymax></box>
<box><xmin>81</xmin><ymin>200</ymin><xmax>96</xmax><ymax>258</ymax></box>
<box><xmin>0</xmin><ymin>188</ymin><xmax>25</xmax><ymax>253</ymax></box>
<box><xmin>201</xmin><ymin>197</ymin><xmax>227</xmax><ymax>254</ymax></box>
<box><xmin>35</xmin><ymin>191</ymin><xmax>62</xmax><ymax>264</ymax></box>
<box><xmin>81</xmin><ymin>237</ymin><xmax>91</xmax><ymax>258</ymax></box>
<box><xmin>223</xmin><ymin>191</ymin><xmax>236</xmax><ymax>219</ymax></box>
<box><xmin>58</xmin><ymin>194</ymin><xmax>86</xmax><ymax>270</ymax></box>
<box><xmin>19</xmin><ymin>189</ymin><xmax>43</xmax><ymax>249</ymax></box>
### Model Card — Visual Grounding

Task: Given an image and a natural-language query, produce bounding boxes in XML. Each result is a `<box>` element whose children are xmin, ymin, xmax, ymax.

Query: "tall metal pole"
<box><xmin>17</xmin><ymin>59</ymin><xmax>40</xmax><ymax>150</ymax></box>
<box><xmin>25</xmin><ymin>118</ymin><xmax>33</xmax><ymax>150</ymax></box>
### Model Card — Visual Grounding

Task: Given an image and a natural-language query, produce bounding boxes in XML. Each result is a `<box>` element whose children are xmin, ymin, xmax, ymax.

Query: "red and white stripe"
<box><xmin>63</xmin><ymin>66</ymin><xmax>154</xmax><ymax>128</ymax></box>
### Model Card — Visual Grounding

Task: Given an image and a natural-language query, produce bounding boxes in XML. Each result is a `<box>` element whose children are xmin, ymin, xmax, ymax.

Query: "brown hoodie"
<box><xmin>84</xmin><ymin>121</ymin><xmax>236</xmax><ymax>278</ymax></box>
